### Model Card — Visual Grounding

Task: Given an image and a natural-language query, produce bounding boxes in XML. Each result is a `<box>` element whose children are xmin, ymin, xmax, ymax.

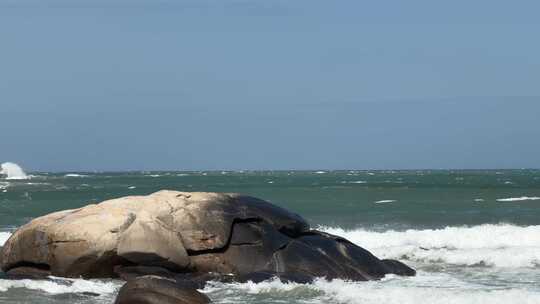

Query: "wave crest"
<box><xmin>203</xmin><ymin>276</ymin><xmax>540</xmax><ymax>304</ymax></box>
<box><xmin>0</xmin><ymin>277</ymin><xmax>120</xmax><ymax>294</ymax></box>
<box><xmin>321</xmin><ymin>224</ymin><xmax>540</xmax><ymax>268</ymax></box>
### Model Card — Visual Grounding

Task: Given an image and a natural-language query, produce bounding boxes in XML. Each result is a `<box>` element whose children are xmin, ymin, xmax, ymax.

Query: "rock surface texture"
<box><xmin>0</xmin><ymin>190</ymin><xmax>415</xmax><ymax>282</ymax></box>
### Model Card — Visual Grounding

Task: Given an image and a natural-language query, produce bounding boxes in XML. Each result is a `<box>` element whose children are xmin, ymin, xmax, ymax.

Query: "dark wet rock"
<box><xmin>114</xmin><ymin>276</ymin><xmax>211</xmax><ymax>304</ymax></box>
<box><xmin>5</xmin><ymin>266</ymin><xmax>52</xmax><ymax>279</ymax></box>
<box><xmin>381</xmin><ymin>259</ymin><xmax>417</xmax><ymax>276</ymax></box>
<box><xmin>189</xmin><ymin>221</ymin><xmax>290</xmax><ymax>275</ymax></box>
<box><xmin>1</xmin><ymin>191</ymin><xmax>415</xmax><ymax>283</ymax></box>
<box><xmin>230</xmin><ymin>195</ymin><xmax>309</xmax><ymax>237</ymax></box>
<box><xmin>271</xmin><ymin>231</ymin><xmax>397</xmax><ymax>280</ymax></box>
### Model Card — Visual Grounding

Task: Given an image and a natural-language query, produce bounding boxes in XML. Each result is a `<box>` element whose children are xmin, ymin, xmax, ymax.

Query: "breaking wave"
<box><xmin>203</xmin><ymin>276</ymin><xmax>540</xmax><ymax>304</ymax></box>
<box><xmin>0</xmin><ymin>277</ymin><xmax>120</xmax><ymax>295</ymax></box>
<box><xmin>321</xmin><ymin>224</ymin><xmax>540</xmax><ymax>268</ymax></box>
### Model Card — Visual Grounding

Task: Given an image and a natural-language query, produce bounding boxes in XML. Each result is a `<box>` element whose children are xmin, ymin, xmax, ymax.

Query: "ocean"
<box><xmin>1</xmin><ymin>170</ymin><xmax>539</xmax><ymax>303</ymax></box>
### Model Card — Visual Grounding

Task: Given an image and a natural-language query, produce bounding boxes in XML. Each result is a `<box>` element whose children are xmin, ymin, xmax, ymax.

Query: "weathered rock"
<box><xmin>5</xmin><ymin>266</ymin><xmax>51</xmax><ymax>279</ymax></box>
<box><xmin>114</xmin><ymin>276</ymin><xmax>211</xmax><ymax>304</ymax></box>
<box><xmin>0</xmin><ymin>191</ymin><xmax>309</xmax><ymax>278</ymax></box>
<box><xmin>117</xmin><ymin>211</ymin><xmax>190</xmax><ymax>272</ymax></box>
<box><xmin>0</xmin><ymin>190</ymin><xmax>415</xmax><ymax>283</ymax></box>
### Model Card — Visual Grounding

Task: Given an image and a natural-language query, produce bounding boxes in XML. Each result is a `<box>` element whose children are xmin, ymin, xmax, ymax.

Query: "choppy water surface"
<box><xmin>1</xmin><ymin>170</ymin><xmax>540</xmax><ymax>303</ymax></box>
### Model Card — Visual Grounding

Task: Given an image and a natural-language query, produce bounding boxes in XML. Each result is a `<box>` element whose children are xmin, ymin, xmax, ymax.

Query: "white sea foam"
<box><xmin>0</xmin><ymin>162</ymin><xmax>28</xmax><ymax>180</ymax></box>
<box><xmin>314</xmin><ymin>171</ymin><xmax>327</xmax><ymax>174</ymax></box>
<box><xmin>321</xmin><ymin>224</ymin><xmax>540</xmax><ymax>268</ymax></box>
<box><xmin>0</xmin><ymin>232</ymin><xmax>12</xmax><ymax>246</ymax></box>
<box><xmin>128</xmin><ymin>186</ymin><xmax>136</xmax><ymax>189</ymax></box>
<box><xmin>0</xmin><ymin>277</ymin><xmax>120</xmax><ymax>295</ymax></box>
<box><xmin>204</xmin><ymin>276</ymin><xmax>540</xmax><ymax>304</ymax></box>
<box><xmin>341</xmin><ymin>181</ymin><xmax>367</xmax><ymax>184</ymax></box>
<box><xmin>374</xmin><ymin>200</ymin><xmax>396</xmax><ymax>204</ymax></box>
<box><xmin>496</xmin><ymin>196</ymin><xmax>540</xmax><ymax>202</ymax></box>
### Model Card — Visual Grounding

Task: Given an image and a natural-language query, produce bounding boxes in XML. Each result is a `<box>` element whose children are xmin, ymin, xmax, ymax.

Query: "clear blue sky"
<box><xmin>1</xmin><ymin>0</ymin><xmax>539</xmax><ymax>171</ymax></box>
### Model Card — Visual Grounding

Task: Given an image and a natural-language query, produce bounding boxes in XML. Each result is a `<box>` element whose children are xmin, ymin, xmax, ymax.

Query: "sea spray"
<box><xmin>0</xmin><ymin>232</ymin><xmax>11</xmax><ymax>246</ymax></box>
<box><xmin>0</xmin><ymin>162</ymin><xmax>28</xmax><ymax>180</ymax></box>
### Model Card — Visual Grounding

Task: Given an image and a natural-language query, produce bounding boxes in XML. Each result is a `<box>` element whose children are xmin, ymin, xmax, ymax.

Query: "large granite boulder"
<box><xmin>0</xmin><ymin>190</ymin><xmax>414</xmax><ymax>282</ymax></box>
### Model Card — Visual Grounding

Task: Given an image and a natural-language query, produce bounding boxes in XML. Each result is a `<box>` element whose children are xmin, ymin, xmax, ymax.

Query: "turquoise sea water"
<box><xmin>1</xmin><ymin>170</ymin><xmax>540</xmax><ymax>303</ymax></box>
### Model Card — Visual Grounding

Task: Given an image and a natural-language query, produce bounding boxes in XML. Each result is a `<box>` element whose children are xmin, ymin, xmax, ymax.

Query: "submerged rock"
<box><xmin>0</xmin><ymin>190</ymin><xmax>415</xmax><ymax>282</ymax></box>
<box><xmin>114</xmin><ymin>276</ymin><xmax>211</xmax><ymax>304</ymax></box>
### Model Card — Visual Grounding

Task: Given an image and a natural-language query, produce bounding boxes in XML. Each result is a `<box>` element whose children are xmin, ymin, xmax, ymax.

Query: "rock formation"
<box><xmin>0</xmin><ymin>190</ymin><xmax>415</xmax><ymax>285</ymax></box>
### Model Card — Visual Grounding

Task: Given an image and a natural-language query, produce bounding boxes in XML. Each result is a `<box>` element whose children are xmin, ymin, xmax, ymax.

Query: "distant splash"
<box><xmin>321</xmin><ymin>224</ymin><xmax>540</xmax><ymax>268</ymax></box>
<box><xmin>0</xmin><ymin>162</ymin><xmax>28</xmax><ymax>180</ymax></box>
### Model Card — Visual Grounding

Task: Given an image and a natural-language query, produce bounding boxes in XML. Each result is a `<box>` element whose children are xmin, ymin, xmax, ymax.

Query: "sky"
<box><xmin>1</xmin><ymin>0</ymin><xmax>539</xmax><ymax>171</ymax></box>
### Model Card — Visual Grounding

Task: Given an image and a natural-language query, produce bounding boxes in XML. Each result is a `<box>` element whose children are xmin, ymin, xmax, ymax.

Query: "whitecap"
<box><xmin>314</xmin><ymin>171</ymin><xmax>327</xmax><ymax>174</ymax></box>
<box><xmin>128</xmin><ymin>186</ymin><xmax>136</xmax><ymax>189</ymax></box>
<box><xmin>496</xmin><ymin>196</ymin><xmax>540</xmax><ymax>202</ymax></box>
<box><xmin>321</xmin><ymin>224</ymin><xmax>540</xmax><ymax>268</ymax></box>
<box><xmin>374</xmin><ymin>200</ymin><xmax>396</xmax><ymax>204</ymax></box>
<box><xmin>341</xmin><ymin>181</ymin><xmax>367</xmax><ymax>184</ymax></box>
<box><xmin>64</xmin><ymin>174</ymin><xmax>88</xmax><ymax>178</ymax></box>
<box><xmin>473</xmin><ymin>198</ymin><xmax>485</xmax><ymax>202</ymax></box>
